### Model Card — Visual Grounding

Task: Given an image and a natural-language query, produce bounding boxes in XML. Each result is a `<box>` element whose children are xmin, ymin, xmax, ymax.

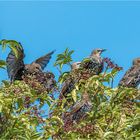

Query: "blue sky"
<box><xmin>0</xmin><ymin>1</ymin><xmax>140</xmax><ymax>86</ymax></box>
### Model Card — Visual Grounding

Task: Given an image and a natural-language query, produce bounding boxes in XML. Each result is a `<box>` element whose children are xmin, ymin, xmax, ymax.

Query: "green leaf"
<box><xmin>54</xmin><ymin>48</ymin><xmax>74</xmax><ymax>70</ymax></box>
<box><xmin>82</xmin><ymin>58</ymin><xmax>90</xmax><ymax>63</ymax></box>
<box><xmin>46</xmin><ymin>100</ymin><xmax>51</xmax><ymax>107</ymax></box>
<box><xmin>0</xmin><ymin>60</ymin><xmax>6</xmax><ymax>69</ymax></box>
<box><xmin>1</xmin><ymin>80</ymin><xmax>10</xmax><ymax>86</ymax></box>
<box><xmin>0</xmin><ymin>39</ymin><xmax>22</xmax><ymax>58</ymax></box>
<box><xmin>68</xmin><ymin>50</ymin><xmax>74</xmax><ymax>56</ymax></box>
<box><xmin>64</xmin><ymin>48</ymin><xmax>69</xmax><ymax>55</ymax></box>
<box><xmin>104</xmin><ymin>131</ymin><xmax>115</xmax><ymax>138</ymax></box>
<box><xmin>58</xmin><ymin>72</ymin><xmax>70</xmax><ymax>83</ymax></box>
<box><xmin>71</xmin><ymin>89</ymin><xmax>77</xmax><ymax>102</ymax></box>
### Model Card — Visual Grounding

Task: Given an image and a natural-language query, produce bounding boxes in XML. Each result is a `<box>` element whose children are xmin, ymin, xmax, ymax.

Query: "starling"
<box><xmin>119</xmin><ymin>58</ymin><xmax>140</xmax><ymax>88</ymax></box>
<box><xmin>80</xmin><ymin>48</ymin><xmax>106</xmax><ymax>75</ymax></box>
<box><xmin>59</xmin><ymin>62</ymin><xmax>81</xmax><ymax>101</ymax></box>
<box><xmin>60</xmin><ymin>49</ymin><xmax>106</xmax><ymax>100</ymax></box>
<box><xmin>71</xmin><ymin>92</ymin><xmax>92</xmax><ymax>123</ymax></box>
<box><xmin>63</xmin><ymin>91</ymin><xmax>92</xmax><ymax>128</ymax></box>
<box><xmin>6</xmin><ymin>44</ymin><xmax>56</xmax><ymax>92</ymax></box>
<box><xmin>63</xmin><ymin>49</ymin><xmax>106</xmax><ymax>122</ymax></box>
<box><xmin>71</xmin><ymin>101</ymin><xmax>92</xmax><ymax>122</ymax></box>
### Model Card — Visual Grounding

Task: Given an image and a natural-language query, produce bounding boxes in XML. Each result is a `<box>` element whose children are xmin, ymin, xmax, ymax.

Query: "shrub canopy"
<box><xmin>0</xmin><ymin>40</ymin><xmax>140</xmax><ymax>140</ymax></box>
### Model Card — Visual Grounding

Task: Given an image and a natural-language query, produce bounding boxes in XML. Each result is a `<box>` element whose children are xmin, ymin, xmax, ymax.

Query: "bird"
<box><xmin>80</xmin><ymin>48</ymin><xmax>106</xmax><ymax>77</ymax></box>
<box><xmin>70</xmin><ymin>91</ymin><xmax>92</xmax><ymax>123</ymax></box>
<box><xmin>62</xmin><ymin>91</ymin><xmax>92</xmax><ymax>132</ymax></box>
<box><xmin>118</xmin><ymin>58</ymin><xmax>140</xmax><ymax>88</ymax></box>
<box><xmin>6</xmin><ymin>43</ymin><xmax>56</xmax><ymax>92</ymax></box>
<box><xmin>61</xmin><ymin>49</ymin><xmax>106</xmax><ymax>125</ymax></box>
<box><xmin>73</xmin><ymin>48</ymin><xmax>106</xmax><ymax>82</ymax></box>
<box><xmin>60</xmin><ymin>48</ymin><xmax>106</xmax><ymax>101</ymax></box>
<box><xmin>58</xmin><ymin>62</ymin><xmax>81</xmax><ymax>106</ymax></box>
<box><xmin>65</xmin><ymin>49</ymin><xmax>106</xmax><ymax>119</ymax></box>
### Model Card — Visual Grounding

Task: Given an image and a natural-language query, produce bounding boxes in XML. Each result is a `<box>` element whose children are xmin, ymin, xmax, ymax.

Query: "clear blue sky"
<box><xmin>0</xmin><ymin>1</ymin><xmax>140</xmax><ymax>86</ymax></box>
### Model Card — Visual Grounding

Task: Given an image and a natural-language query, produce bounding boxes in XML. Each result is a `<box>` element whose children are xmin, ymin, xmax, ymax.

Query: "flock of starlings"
<box><xmin>5</xmin><ymin>43</ymin><xmax>140</xmax><ymax>128</ymax></box>
<box><xmin>6</xmin><ymin>45</ymin><xmax>140</xmax><ymax>89</ymax></box>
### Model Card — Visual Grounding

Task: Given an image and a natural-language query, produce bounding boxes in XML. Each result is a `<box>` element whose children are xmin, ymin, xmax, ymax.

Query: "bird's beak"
<box><xmin>101</xmin><ymin>49</ymin><xmax>106</xmax><ymax>52</ymax></box>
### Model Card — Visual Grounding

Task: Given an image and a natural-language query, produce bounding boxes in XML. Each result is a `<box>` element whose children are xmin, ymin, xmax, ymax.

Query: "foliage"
<box><xmin>0</xmin><ymin>39</ymin><xmax>22</xmax><ymax>58</ymax></box>
<box><xmin>54</xmin><ymin>48</ymin><xmax>74</xmax><ymax>70</ymax></box>
<box><xmin>50</xmin><ymin>72</ymin><xmax>140</xmax><ymax>140</ymax></box>
<box><xmin>0</xmin><ymin>39</ymin><xmax>22</xmax><ymax>69</ymax></box>
<box><xmin>0</xmin><ymin>60</ymin><xmax>6</xmax><ymax>69</ymax></box>
<box><xmin>0</xmin><ymin>40</ymin><xmax>140</xmax><ymax>139</ymax></box>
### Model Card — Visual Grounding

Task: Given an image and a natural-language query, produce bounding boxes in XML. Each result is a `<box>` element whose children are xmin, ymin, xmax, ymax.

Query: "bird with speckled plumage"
<box><xmin>119</xmin><ymin>58</ymin><xmax>140</xmax><ymax>88</ymax></box>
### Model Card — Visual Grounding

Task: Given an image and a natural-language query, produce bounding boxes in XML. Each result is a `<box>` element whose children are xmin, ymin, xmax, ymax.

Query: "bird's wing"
<box><xmin>119</xmin><ymin>66</ymin><xmax>140</xmax><ymax>87</ymax></box>
<box><xmin>81</xmin><ymin>57</ymin><xmax>98</xmax><ymax>69</ymax></box>
<box><xmin>80</xmin><ymin>57</ymin><xmax>103</xmax><ymax>74</ymax></box>
<box><xmin>33</xmin><ymin>50</ymin><xmax>55</xmax><ymax>70</ymax></box>
<box><xmin>61</xmin><ymin>78</ymin><xmax>74</xmax><ymax>97</ymax></box>
<box><xmin>80</xmin><ymin>58</ymin><xmax>91</xmax><ymax>68</ymax></box>
<box><xmin>6</xmin><ymin>45</ymin><xmax>25</xmax><ymax>81</ymax></box>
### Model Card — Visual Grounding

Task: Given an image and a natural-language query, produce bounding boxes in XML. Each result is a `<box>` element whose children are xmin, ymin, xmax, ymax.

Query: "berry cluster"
<box><xmin>103</xmin><ymin>57</ymin><xmax>123</xmax><ymax>71</ymax></box>
<box><xmin>24</xmin><ymin>106</ymin><xmax>45</xmax><ymax>124</ymax></box>
<box><xmin>22</xmin><ymin>71</ymin><xmax>56</xmax><ymax>94</ymax></box>
<box><xmin>63</xmin><ymin>120</ymin><xmax>95</xmax><ymax>136</ymax></box>
<box><xmin>74</xmin><ymin>123</ymin><xmax>95</xmax><ymax>136</ymax></box>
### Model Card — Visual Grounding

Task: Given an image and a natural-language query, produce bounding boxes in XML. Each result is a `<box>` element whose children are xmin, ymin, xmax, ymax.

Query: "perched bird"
<box><xmin>63</xmin><ymin>91</ymin><xmax>92</xmax><ymax>133</ymax></box>
<box><xmin>62</xmin><ymin>49</ymin><xmax>106</xmax><ymax>126</ymax></box>
<box><xmin>54</xmin><ymin>49</ymin><xmax>106</xmax><ymax>137</ymax></box>
<box><xmin>119</xmin><ymin>58</ymin><xmax>140</xmax><ymax>88</ymax></box>
<box><xmin>70</xmin><ymin>92</ymin><xmax>92</xmax><ymax>123</ymax></box>
<box><xmin>6</xmin><ymin>44</ymin><xmax>56</xmax><ymax>92</ymax></box>
<box><xmin>60</xmin><ymin>48</ymin><xmax>106</xmax><ymax>100</ymax></box>
<box><xmin>59</xmin><ymin>62</ymin><xmax>81</xmax><ymax>103</ymax></box>
<box><xmin>80</xmin><ymin>48</ymin><xmax>106</xmax><ymax>77</ymax></box>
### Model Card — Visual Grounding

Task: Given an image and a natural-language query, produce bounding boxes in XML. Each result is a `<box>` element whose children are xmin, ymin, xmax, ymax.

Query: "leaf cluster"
<box><xmin>54</xmin><ymin>48</ymin><xmax>74</xmax><ymax>70</ymax></box>
<box><xmin>0</xmin><ymin>42</ymin><xmax>140</xmax><ymax>140</ymax></box>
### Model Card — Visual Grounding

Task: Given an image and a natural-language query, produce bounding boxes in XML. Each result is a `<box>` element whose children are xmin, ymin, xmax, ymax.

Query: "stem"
<box><xmin>111</xmin><ymin>76</ymin><xmax>114</xmax><ymax>88</ymax></box>
<box><xmin>103</xmin><ymin>65</ymin><xmax>109</xmax><ymax>78</ymax></box>
<box><xmin>57</xmin><ymin>67</ymin><xmax>62</xmax><ymax>75</ymax></box>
